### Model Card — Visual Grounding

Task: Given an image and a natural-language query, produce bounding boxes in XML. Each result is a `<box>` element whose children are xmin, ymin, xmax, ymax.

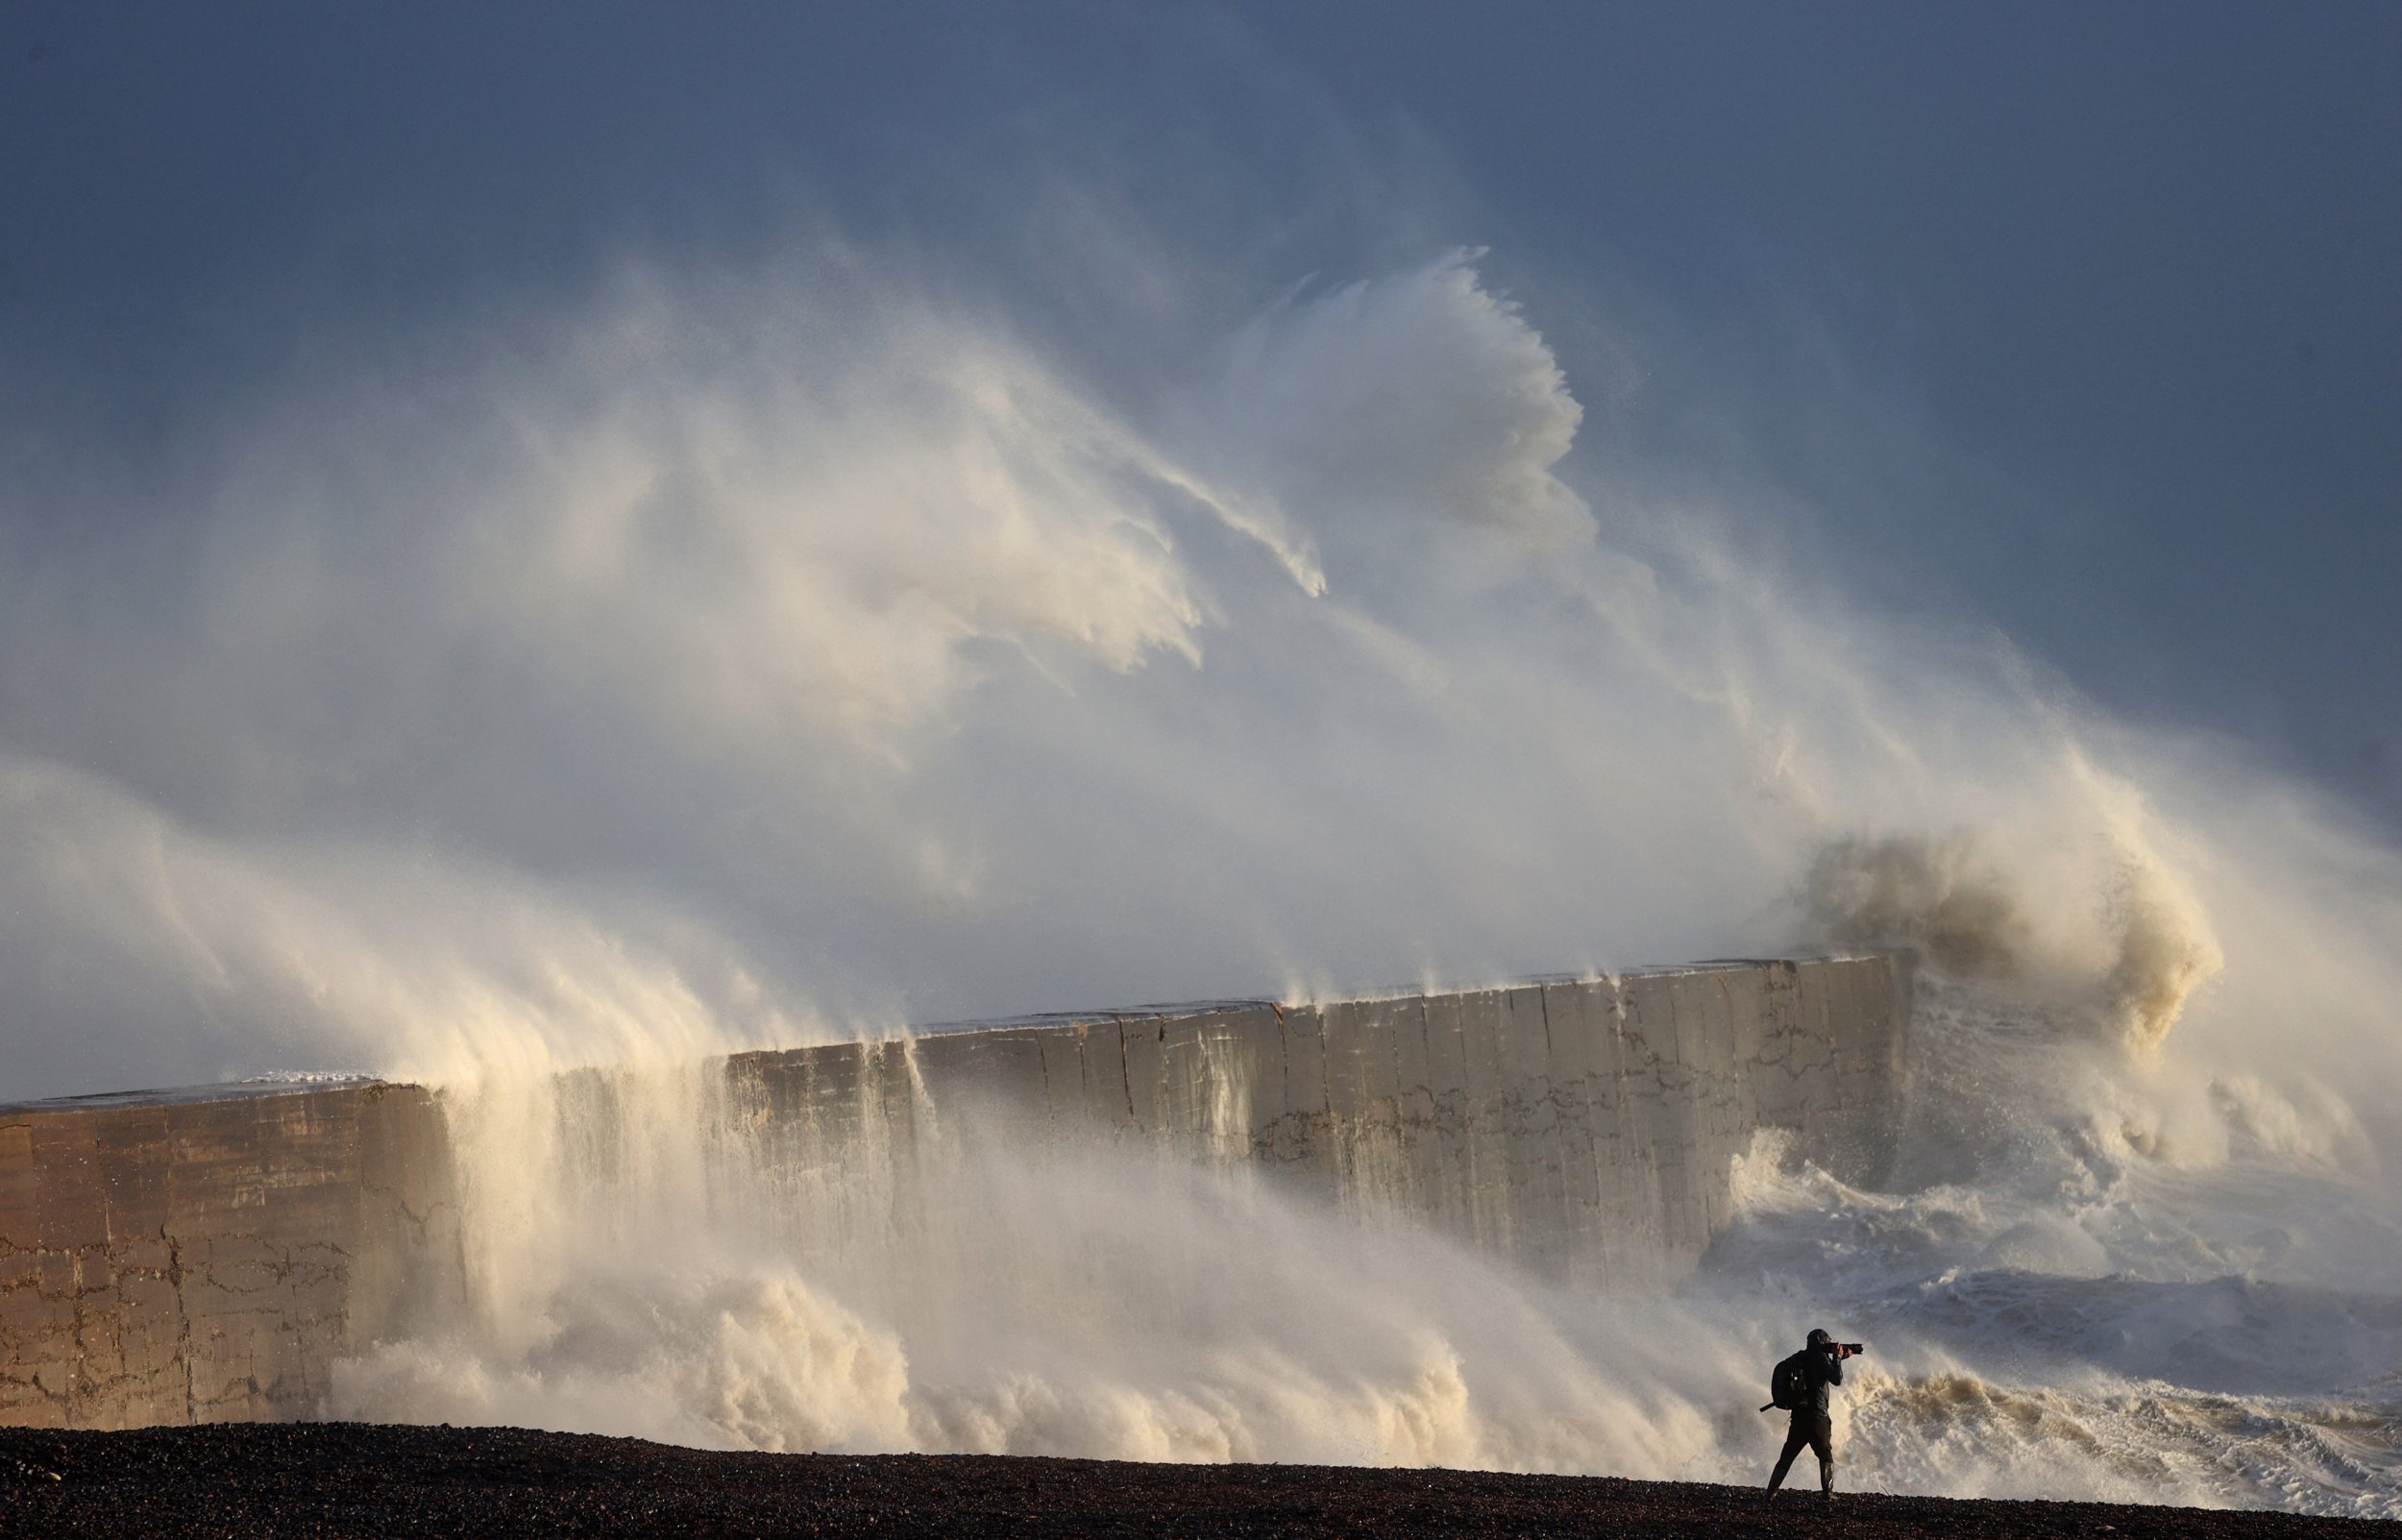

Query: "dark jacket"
<box><xmin>1794</xmin><ymin>1343</ymin><xmax>1844</xmax><ymax>1416</ymax></box>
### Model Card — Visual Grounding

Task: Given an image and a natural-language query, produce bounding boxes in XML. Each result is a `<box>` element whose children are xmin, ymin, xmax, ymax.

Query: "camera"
<box><xmin>1835</xmin><ymin>1342</ymin><xmax>1864</xmax><ymax>1358</ymax></box>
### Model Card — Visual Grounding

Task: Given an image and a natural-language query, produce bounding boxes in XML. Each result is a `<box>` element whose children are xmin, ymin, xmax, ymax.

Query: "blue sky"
<box><xmin>3</xmin><ymin>0</ymin><xmax>2396</xmax><ymax>819</ymax></box>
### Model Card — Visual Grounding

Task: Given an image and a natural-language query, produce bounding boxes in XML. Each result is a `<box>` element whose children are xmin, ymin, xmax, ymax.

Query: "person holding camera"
<box><xmin>1762</xmin><ymin>1327</ymin><xmax>1860</xmax><ymax>1499</ymax></box>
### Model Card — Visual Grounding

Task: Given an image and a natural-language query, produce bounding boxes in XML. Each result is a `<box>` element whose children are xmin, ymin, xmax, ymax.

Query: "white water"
<box><xmin>4</xmin><ymin>245</ymin><xmax>2399</xmax><ymax>1511</ymax></box>
<box><xmin>300</xmin><ymin>969</ymin><xmax>2402</xmax><ymax>1516</ymax></box>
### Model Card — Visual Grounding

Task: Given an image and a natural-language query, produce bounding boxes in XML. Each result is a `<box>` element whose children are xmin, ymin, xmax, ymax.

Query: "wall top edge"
<box><xmin>899</xmin><ymin>950</ymin><xmax>1899</xmax><ymax>1035</ymax></box>
<box><xmin>0</xmin><ymin>952</ymin><xmax>1906</xmax><ymax>1116</ymax></box>
<box><xmin>0</xmin><ymin>1073</ymin><xmax>393</xmax><ymax>1121</ymax></box>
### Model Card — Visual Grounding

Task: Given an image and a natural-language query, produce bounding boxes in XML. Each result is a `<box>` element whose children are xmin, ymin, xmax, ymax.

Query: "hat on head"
<box><xmin>1806</xmin><ymin>1328</ymin><xmax>1833</xmax><ymax>1346</ymax></box>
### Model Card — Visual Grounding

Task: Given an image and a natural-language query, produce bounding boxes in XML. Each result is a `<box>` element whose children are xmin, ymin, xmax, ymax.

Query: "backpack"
<box><xmin>1764</xmin><ymin>1350</ymin><xmax>1811</xmax><ymax>1412</ymax></box>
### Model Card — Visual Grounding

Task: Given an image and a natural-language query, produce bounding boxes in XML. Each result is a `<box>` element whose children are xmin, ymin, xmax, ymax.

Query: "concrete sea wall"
<box><xmin>1</xmin><ymin>953</ymin><xmax>1906</xmax><ymax>1430</ymax></box>
<box><xmin>0</xmin><ymin>1082</ymin><xmax>461</xmax><ymax>1430</ymax></box>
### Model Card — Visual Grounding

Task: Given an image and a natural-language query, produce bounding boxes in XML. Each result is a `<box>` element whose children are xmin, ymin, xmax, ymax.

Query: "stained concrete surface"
<box><xmin>0</xmin><ymin>1083</ymin><xmax>461</xmax><ymax>1430</ymax></box>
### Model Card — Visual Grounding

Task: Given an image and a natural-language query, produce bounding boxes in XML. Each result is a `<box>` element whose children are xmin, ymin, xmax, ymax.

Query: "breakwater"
<box><xmin>1</xmin><ymin>953</ymin><xmax>1906</xmax><ymax>1431</ymax></box>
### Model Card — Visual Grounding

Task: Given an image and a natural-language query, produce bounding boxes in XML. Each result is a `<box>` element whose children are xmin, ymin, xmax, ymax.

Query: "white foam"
<box><xmin>0</xmin><ymin>242</ymin><xmax>2395</xmax><ymax>1513</ymax></box>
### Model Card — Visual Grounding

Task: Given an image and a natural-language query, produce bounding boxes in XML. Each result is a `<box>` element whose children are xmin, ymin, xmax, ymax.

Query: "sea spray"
<box><xmin>316</xmin><ymin>972</ymin><xmax>2402</xmax><ymax>1512</ymax></box>
<box><xmin>0</xmin><ymin>242</ymin><xmax>2393</xmax><ymax>1511</ymax></box>
<box><xmin>331</xmin><ymin>1040</ymin><xmax>1743</xmax><ymax>1471</ymax></box>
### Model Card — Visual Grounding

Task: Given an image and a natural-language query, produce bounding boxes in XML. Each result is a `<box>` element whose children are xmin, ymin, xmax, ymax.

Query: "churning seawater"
<box><xmin>306</xmin><ymin>968</ymin><xmax>2402</xmax><ymax>1517</ymax></box>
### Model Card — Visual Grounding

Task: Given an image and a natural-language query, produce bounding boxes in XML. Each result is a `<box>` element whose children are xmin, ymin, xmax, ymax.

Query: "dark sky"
<box><xmin>5</xmin><ymin>1</ymin><xmax>2397</xmax><ymax>819</ymax></box>
<box><xmin>1263</xmin><ymin>3</ymin><xmax>2402</xmax><ymax>813</ymax></box>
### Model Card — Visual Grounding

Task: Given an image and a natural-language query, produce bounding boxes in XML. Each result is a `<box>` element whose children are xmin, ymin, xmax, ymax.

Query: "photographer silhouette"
<box><xmin>1763</xmin><ymin>1328</ymin><xmax>1857</xmax><ymax>1499</ymax></box>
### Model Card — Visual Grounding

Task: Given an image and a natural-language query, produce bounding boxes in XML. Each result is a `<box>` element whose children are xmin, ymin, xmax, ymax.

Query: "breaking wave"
<box><xmin>2</xmin><ymin>235</ymin><xmax>2396</xmax><ymax>1515</ymax></box>
<box><xmin>312</xmin><ymin>975</ymin><xmax>2402</xmax><ymax>1516</ymax></box>
<box><xmin>1803</xmin><ymin>817</ymin><xmax>2223</xmax><ymax>1054</ymax></box>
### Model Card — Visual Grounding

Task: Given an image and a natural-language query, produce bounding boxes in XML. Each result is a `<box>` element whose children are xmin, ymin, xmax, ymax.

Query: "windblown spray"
<box><xmin>3</xmin><ymin>249</ymin><xmax>2398</xmax><ymax>1513</ymax></box>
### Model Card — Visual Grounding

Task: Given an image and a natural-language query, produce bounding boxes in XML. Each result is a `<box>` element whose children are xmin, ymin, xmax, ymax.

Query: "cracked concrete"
<box><xmin>0</xmin><ymin>1082</ymin><xmax>464</xmax><ymax>1431</ymax></box>
<box><xmin>0</xmin><ymin>953</ymin><xmax>1905</xmax><ymax>1431</ymax></box>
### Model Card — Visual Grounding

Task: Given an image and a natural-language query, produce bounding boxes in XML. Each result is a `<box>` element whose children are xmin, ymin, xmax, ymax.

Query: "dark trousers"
<box><xmin>1768</xmin><ymin>1410</ymin><xmax>1834</xmax><ymax>1494</ymax></box>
